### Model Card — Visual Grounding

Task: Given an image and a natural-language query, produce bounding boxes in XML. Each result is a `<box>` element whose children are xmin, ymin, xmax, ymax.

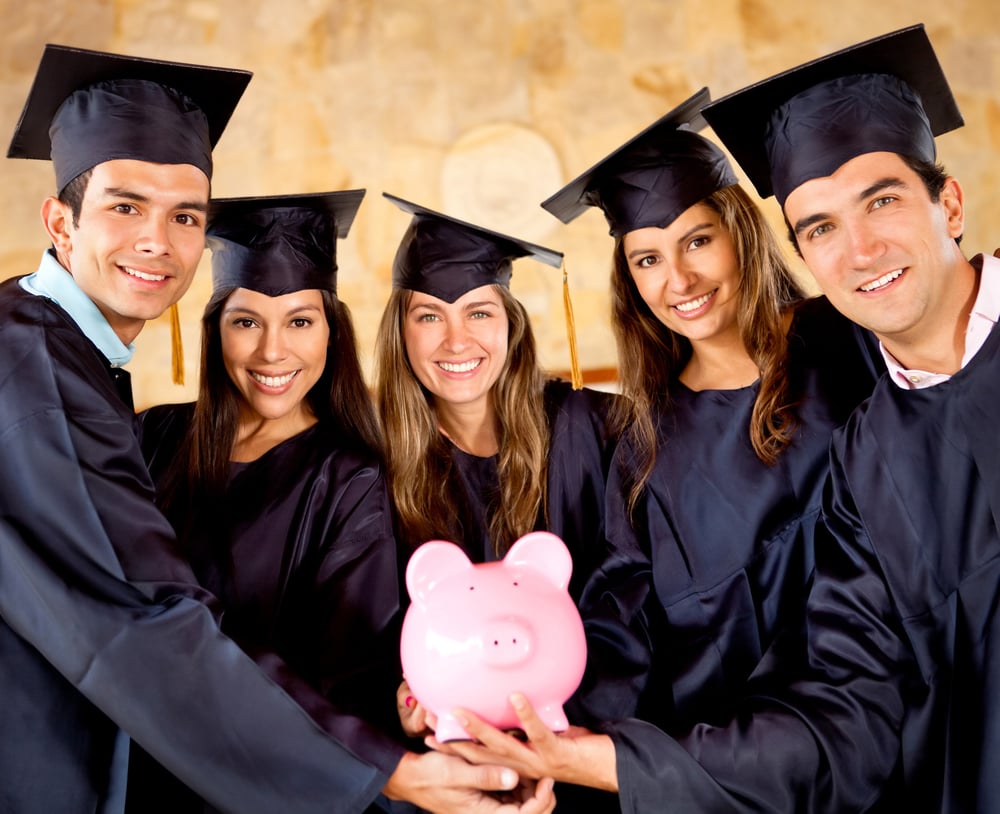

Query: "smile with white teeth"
<box><xmin>438</xmin><ymin>359</ymin><xmax>482</xmax><ymax>373</ymax></box>
<box><xmin>122</xmin><ymin>266</ymin><xmax>167</xmax><ymax>282</ymax></box>
<box><xmin>250</xmin><ymin>371</ymin><xmax>298</xmax><ymax>387</ymax></box>
<box><xmin>674</xmin><ymin>291</ymin><xmax>714</xmax><ymax>313</ymax></box>
<box><xmin>859</xmin><ymin>269</ymin><xmax>903</xmax><ymax>292</ymax></box>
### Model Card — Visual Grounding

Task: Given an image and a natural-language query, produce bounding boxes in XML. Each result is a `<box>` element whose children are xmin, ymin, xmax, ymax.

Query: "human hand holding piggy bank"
<box><xmin>400</xmin><ymin>531</ymin><xmax>587</xmax><ymax>742</ymax></box>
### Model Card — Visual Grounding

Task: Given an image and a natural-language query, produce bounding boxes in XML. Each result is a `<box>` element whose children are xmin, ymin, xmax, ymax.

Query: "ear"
<box><xmin>504</xmin><ymin>531</ymin><xmax>573</xmax><ymax>591</ymax></box>
<box><xmin>405</xmin><ymin>540</ymin><xmax>473</xmax><ymax>607</ymax></box>
<box><xmin>939</xmin><ymin>176</ymin><xmax>965</xmax><ymax>240</ymax></box>
<box><xmin>41</xmin><ymin>196</ymin><xmax>74</xmax><ymax>256</ymax></box>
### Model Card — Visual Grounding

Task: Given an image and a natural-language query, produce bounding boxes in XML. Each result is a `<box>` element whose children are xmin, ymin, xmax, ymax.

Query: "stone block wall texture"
<box><xmin>1</xmin><ymin>0</ymin><xmax>997</xmax><ymax>408</ymax></box>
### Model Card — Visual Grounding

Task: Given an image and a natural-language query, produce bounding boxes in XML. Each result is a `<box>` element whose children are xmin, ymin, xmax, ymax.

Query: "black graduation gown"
<box><xmin>815</xmin><ymin>254</ymin><xmax>1000</xmax><ymax>811</ymax></box>
<box><xmin>128</xmin><ymin>404</ymin><xmax>405</xmax><ymax>811</ymax></box>
<box><xmin>591</xmin><ymin>297</ymin><xmax>900</xmax><ymax>812</ymax></box>
<box><xmin>436</xmin><ymin>379</ymin><xmax>617</xmax><ymax>601</ymax></box>
<box><xmin>0</xmin><ymin>278</ymin><xmax>387</xmax><ymax>814</ymax></box>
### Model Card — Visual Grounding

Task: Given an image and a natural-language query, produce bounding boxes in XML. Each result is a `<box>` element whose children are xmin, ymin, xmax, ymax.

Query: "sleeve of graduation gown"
<box><xmin>608</xmin><ymin>446</ymin><xmax>916</xmax><ymax>813</ymax></box>
<box><xmin>242</xmin><ymin>437</ymin><xmax>408</xmax><ymax>768</ymax></box>
<box><xmin>537</xmin><ymin>382</ymin><xmax>655</xmax><ymax>727</ymax></box>
<box><xmin>0</xmin><ymin>295</ymin><xmax>388</xmax><ymax>813</ymax></box>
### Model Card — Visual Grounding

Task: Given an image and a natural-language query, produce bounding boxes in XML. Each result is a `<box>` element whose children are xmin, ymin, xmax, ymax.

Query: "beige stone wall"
<box><xmin>1</xmin><ymin>0</ymin><xmax>998</xmax><ymax>409</ymax></box>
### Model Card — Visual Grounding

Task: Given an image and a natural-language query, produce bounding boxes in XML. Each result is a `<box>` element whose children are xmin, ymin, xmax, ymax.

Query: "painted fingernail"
<box><xmin>404</xmin><ymin>695</ymin><xmax>416</xmax><ymax>709</ymax></box>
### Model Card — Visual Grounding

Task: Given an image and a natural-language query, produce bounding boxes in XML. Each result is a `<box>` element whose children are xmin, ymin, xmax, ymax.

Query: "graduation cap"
<box><xmin>541</xmin><ymin>88</ymin><xmax>738</xmax><ymax>237</ymax></box>
<box><xmin>207</xmin><ymin>190</ymin><xmax>366</xmax><ymax>297</ymax></box>
<box><xmin>702</xmin><ymin>24</ymin><xmax>963</xmax><ymax>206</ymax></box>
<box><xmin>7</xmin><ymin>43</ymin><xmax>252</xmax><ymax>190</ymax></box>
<box><xmin>384</xmin><ymin>192</ymin><xmax>563</xmax><ymax>302</ymax></box>
<box><xmin>384</xmin><ymin>192</ymin><xmax>583</xmax><ymax>388</ymax></box>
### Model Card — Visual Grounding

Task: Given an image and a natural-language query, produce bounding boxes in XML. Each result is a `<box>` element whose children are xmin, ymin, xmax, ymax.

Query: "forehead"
<box><xmin>782</xmin><ymin>151</ymin><xmax>914</xmax><ymax>218</ymax></box>
<box><xmin>85</xmin><ymin>158</ymin><xmax>210</xmax><ymax>200</ymax></box>
<box><xmin>224</xmin><ymin>286</ymin><xmax>325</xmax><ymax>311</ymax></box>
<box><xmin>407</xmin><ymin>284</ymin><xmax>505</xmax><ymax>309</ymax></box>
<box><xmin>622</xmin><ymin>201</ymin><xmax>722</xmax><ymax>244</ymax></box>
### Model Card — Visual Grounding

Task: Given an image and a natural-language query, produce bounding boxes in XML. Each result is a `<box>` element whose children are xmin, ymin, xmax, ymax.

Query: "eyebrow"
<box><xmin>101</xmin><ymin>187</ymin><xmax>208</xmax><ymax>213</ymax></box>
<box><xmin>792</xmin><ymin>176</ymin><xmax>908</xmax><ymax>237</ymax></box>
<box><xmin>625</xmin><ymin>221</ymin><xmax>714</xmax><ymax>260</ymax></box>
<box><xmin>222</xmin><ymin>303</ymin><xmax>322</xmax><ymax>318</ymax></box>
<box><xmin>408</xmin><ymin>299</ymin><xmax>500</xmax><ymax>314</ymax></box>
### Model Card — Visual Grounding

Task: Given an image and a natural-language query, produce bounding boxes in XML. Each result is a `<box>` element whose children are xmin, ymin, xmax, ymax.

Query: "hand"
<box><xmin>396</xmin><ymin>679</ymin><xmax>436</xmax><ymax>738</ymax></box>
<box><xmin>382</xmin><ymin>750</ymin><xmax>556</xmax><ymax>813</ymax></box>
<box><xmin>429</xmin><ymin>693</ymin><xmax>618</xmax><ymax>792</ymax></box>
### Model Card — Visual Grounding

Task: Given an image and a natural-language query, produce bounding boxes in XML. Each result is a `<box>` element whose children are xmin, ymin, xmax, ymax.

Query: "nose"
<box><xmin>480</xmin><ymin>618</ymin><xmax>533</xmax><ymax>668</ymax></box>
<box><xmin>133</xmin><ymin>216</ymin><xmax>172</xmax><ymax>256</ymax></box>
<box><xmin>442</xmin><ymin>319</ymin><xmax>470</xmax><ymax>353</ymax></box>
<box><xmin>259</xmin><ymin>326</ymin><xmax>288</xmax><ymax>362</ymax></box>
<box><xmin>664</xmin><ymin>260</ymin><xmax>699</xmax><ymax>293</ymax></box>
<box><xmin>846</xmin><ymin>218</ymin><xmax>886</xmax><ymax>268</ymax></box>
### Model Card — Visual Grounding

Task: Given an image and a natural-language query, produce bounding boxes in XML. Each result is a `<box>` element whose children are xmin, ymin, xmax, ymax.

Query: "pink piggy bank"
<box><xmin>400</xmin><ymin>531</ymin><xmax>587</xmax><ymax>742</ymax></box>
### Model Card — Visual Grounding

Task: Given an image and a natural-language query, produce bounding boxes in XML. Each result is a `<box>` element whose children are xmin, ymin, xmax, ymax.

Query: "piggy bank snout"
<box><xmin>481</xmin><ymin>617</ymin><xmax>533</xmax><ymax>667</ymax></box>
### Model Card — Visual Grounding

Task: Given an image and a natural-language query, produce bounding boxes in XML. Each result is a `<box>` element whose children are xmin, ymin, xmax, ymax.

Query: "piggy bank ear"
<box><xmin>504</xmin><ymin>531</ymin><xmax>573</xmax><ymax>591</ymax></box>
<box><xmin>405</xmin><ymin>540</ymin><xmax>474</xmax><ymax>607</ymax></box>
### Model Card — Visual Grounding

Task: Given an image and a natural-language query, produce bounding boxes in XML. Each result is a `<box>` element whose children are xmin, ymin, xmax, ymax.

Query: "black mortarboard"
<box><xmin>702</xmin><ymin>24</ymin><xmax>963</xmax><ymax>206</ymax></box>
<box><xmin>384</xmin><ymin>192</ymin><xmax>564</xmax><ymax>303</ymax></box>
<box><xmin>206</xmin><ymin>190</ymin><xmax>366</xmax><ymax>297</ymax></box>
<box><xmin>541</xmin><ymin>88</ymin><xmax>737</xmax><ymax>237</ymax></box>
<box><xmin>7</xmin><ymin>44</ymin><xmax>252</xmax><ymax>190</ymax></box>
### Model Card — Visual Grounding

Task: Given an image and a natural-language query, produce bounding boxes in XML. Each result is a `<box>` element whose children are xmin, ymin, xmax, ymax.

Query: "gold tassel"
<box><xmin>169</xmin><ymin>302</ymin><xmax>184</xmax><ymax>386</ymax></box>
<box><xmin>562</xmin><ymin>260</ymin><xmax>583</xmax><ymax>390</ymax></box>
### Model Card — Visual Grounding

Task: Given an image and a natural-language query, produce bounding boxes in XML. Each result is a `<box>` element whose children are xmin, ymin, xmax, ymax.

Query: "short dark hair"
<box><xmin>785</xmin><ymin>153</ymin><xmax>957</xmax><ymax>251</ymax></box>
<box><xmin>57</xmin><ymin>169</ymin><xmax>93</xmax><ymax>228</ymax></box>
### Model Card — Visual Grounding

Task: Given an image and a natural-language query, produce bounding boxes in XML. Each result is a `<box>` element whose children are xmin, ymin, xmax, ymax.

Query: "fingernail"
<box><xmin>500</xmin><ymin>769</ymin><xmax>517</xmax><ymax>789</ymax></box>
<box><xmin>510</xmin><ymin>692</ymin><xmax>526</xmax><ymax>709</ymax></box>
<box><xmin>404</xmin><ymin>695</ymin><xmax>415</xmax><ymax>709</ymax></box>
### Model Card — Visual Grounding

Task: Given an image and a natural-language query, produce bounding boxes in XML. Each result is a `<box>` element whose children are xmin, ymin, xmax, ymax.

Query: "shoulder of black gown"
<box><xmin>789</xmin><ymin>295</ymin><xmax>886</xmax><ymax>382</ymax></box>
<box><xmin>0</xmin><ymin>278</ymin><xmax>138</xmax><ymax>421</ymax></box>
<box><xmin>137</xmin><ymin>401</ymin><xmax>195</xmax><ymax>480</ymax></box>
<box><xmin>543</xmin><ymin>377</ymin><xmax>620</xmax><ymax>440</ymax></box>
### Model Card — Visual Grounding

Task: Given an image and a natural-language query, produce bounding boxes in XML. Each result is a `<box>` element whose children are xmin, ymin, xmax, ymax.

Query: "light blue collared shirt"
<box><xmin>19</xmin><ymin>250</ymin><xmax>135</xmax><ymax>367</ymax></box>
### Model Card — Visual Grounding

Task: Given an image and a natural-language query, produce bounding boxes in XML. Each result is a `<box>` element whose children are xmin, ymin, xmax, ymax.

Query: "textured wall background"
<box><xmin>1</xmin><ymin>0</ymin><xmax>998</xmax><ymax>409</ymax></box>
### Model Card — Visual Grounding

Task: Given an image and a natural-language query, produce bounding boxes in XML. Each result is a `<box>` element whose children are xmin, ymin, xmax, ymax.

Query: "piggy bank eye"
<box><xmin>468</xmin><ymin>584</ymin><xmax>475</xmax><ymax>591</ymax></box>
<box><xmin>512</xmin><ymin>581</ymin><xmax>519</xmax><ymax>587</ymax></box>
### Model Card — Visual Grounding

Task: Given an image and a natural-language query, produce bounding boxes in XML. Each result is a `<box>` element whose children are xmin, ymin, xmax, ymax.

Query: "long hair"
<box><xmin>374</xmin><ymin>285</ymin><xmax>548</xmax><ymax>556</ymax></box>
<box><xmin>158</xmin><ymin>287</ymin><xmax>382</xmax><ymax>534</ymax></box>
<box><xmin>610</xmin><ymin>184</ymin><xmax>806</xmax><ymax>514</ymax></box>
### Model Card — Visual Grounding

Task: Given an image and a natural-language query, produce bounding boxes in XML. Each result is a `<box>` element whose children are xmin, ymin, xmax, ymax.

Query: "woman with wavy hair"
<box><xmin>429</xmin><ymin>91</ymin><xmax>885</xmax><ymax>806</ymax></box>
